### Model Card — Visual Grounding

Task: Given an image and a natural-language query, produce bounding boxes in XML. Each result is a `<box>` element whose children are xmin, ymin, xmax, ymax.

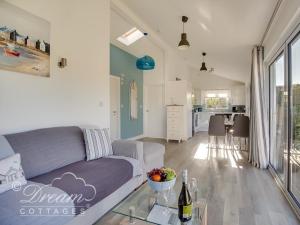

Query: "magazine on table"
<box><xmin>147</xmin><ymin>204</ymin><xmax>195</xmax><ymax>225</ymax></box>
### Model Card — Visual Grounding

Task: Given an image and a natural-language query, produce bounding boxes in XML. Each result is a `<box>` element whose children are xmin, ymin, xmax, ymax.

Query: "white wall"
<box><xmin>0</xmin><ymin>0</ymin><xmax>110</xmax><ymax>134</ymax></box>
<box><xmin>191</xmin><ymin>70</ymin><xmax>246</xmax><ymax>105</ymax></box>
<box><xmin>191</xmin><ymin>71</ymin><xmax>244</xmax><ymax>89</ymax></box>
<box><xmin>165</xmin><ymin>49</ymin><xmax>192</xmax><ymax>82</ymax></box>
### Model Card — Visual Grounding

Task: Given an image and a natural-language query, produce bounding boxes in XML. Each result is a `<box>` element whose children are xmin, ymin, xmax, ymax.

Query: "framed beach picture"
<box><xmin>0</xmin><ymin>1</ymin><xmax>50</xmax><ymax>77</ymax></box>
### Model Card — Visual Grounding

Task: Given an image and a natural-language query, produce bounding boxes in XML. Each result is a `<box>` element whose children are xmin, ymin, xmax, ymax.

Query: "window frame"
<box><xmin>201</xmin><ymin>89</ymin><xmax>231</xmax><ymax>110</ymax></box>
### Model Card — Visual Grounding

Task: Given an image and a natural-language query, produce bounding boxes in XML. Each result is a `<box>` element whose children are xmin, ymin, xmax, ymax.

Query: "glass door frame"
<box><xmin>287</xmin><ymin>27</ymin><xmax>300</xmax><ymax>206</ymax></box>
<box><xmin>268</xmin><ymin>23</ymin><xmax>300</xmax><ymax>215</ymax></box>
<box><xmin>268</xmin><ymin>47</ymin><xmax>288</xmax><ymax>188</ymax></box>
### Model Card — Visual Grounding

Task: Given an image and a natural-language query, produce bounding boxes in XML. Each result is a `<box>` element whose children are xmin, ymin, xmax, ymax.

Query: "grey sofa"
<box><xmin>0</xmin><ymin>126</ymin><xmax>145</xmax><ymax>225</ymax></box>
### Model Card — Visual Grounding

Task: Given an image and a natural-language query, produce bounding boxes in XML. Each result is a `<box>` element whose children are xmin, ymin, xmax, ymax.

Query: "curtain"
<box><xmin>249</xmin><ymin>46</ymin><xmax>269</xmax><ymax>168</ymax></box>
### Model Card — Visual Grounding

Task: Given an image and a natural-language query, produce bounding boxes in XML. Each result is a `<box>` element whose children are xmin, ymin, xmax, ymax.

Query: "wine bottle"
<box><xmin>178</xmin><ymin>169</ymin><xmax>192</xmax><ymax>224</ymax></box>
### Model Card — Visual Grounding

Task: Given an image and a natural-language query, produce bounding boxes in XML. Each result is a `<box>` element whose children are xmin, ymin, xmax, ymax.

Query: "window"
<box><xmin>117</xmin><ymin>27</ymin><xmax>144</xmax><ymax>46</ymax></box>
<box><xmin>202</xmin><ymin>90</ymin><xmax>230</xmax><ymax>110</ymax></box>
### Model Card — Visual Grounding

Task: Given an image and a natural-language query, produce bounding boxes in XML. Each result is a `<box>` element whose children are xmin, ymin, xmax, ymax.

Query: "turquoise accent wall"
<box><xmin>110</xmin><ymin>44</ymin><xmax>143</xmax><ymax>139</ymax></box>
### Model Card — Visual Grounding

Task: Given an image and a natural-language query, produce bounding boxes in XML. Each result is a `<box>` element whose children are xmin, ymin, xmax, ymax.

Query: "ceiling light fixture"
<box><xmin>136</xmin><ymin>55</ymin><xmax>155</xmax><ymax>70</ymax></box>
<box><xmin>178</xmin><ymin>16</ymin><xmax>190</xmax><ymax>50</ymax></box>
<box><xmin>200</xmin><ymin>52</ymin><xmax>208</xmax><ymax>71</ymax></box>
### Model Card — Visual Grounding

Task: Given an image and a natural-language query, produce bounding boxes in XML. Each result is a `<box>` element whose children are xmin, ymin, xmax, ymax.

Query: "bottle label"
<box><xmin>182</xmin><ymin>204</ymin><xmax>192</xmax><ymax>218</ymax></box>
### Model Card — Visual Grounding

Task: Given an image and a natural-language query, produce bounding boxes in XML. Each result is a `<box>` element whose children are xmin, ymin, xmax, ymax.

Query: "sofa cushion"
<box><xmin>5</xmin><ymin>126</ymin><xmax>86</xmax><ymax>179</ymax></box>
<box><xmin>108</xmin><ymin>155</ymin><xmax>143</xmax><ymax>177</ymax></box>
<box><xmin>30</xmin><ymin>157</ymin><xmax>133</xmax><ymax>215</ymax></box>
<box><xmin>0</xmin><ymin>153</ymin><xmax>27</xmax><ymax>194</ymax></box>
<box><xmin>0</xmin><ymin>136</ymin><xmax>14</xmax><ymax>159</ymax></box>
<box><xmin>143</xmin><ymin>142</ymin><xmax>165</xmax><ymax>164</ymax></box>
<box><xmin>83</xmin><ymin>128</ymin><xmax>113</xmax><ymax>160</ymax></box>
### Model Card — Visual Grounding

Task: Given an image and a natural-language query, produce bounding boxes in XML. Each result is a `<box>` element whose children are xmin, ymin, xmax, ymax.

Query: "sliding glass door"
<box><xmin>290</xmin><ymin>32</ymin><xmax>300</xmax><ymax>202</ymax></box>
<box><xmin>270</xmin><ymin>53</ymin><xmax>287</xmax><ymax>182</ymax></box>
<box><xmin>269</xmin><ymin>30</ymin><xmax>300</xmax><ymax>211</ymax></box>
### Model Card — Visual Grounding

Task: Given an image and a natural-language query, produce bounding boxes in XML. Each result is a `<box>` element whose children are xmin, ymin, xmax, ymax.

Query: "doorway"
<box><xmin>144</xmin><ymin>85</ymin><xmax>165</xmax><ymax>138</ymax></box>
<box><xmin>110</xmin><ymin>75</ymin><xmax>120</xmax><ymax>141</ymax></box>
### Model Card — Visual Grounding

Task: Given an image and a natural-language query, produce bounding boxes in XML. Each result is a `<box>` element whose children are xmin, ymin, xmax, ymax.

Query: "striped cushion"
<box><xmin>83</xmin><ymin>128</ymin><xmax>113</xmax><ymax>160</ymax></box>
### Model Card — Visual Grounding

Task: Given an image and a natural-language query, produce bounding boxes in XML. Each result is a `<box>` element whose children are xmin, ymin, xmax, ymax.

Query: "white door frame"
<box><xmin>110</xmin><ymin>75</ymin><xmax>121</xmax><ymax>140</ymax></box>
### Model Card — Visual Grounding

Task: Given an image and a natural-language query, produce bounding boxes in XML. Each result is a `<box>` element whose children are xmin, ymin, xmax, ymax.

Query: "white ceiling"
<box><xmin>118</xmin><ymin>0</ymin><xmax>277</xmax><ymax>82</ymax></box>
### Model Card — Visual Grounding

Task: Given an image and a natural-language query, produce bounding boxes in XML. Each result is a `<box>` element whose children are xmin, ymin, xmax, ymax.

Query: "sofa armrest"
<box><xmin>112</xmin><ymin>140</ymin><xmax>144</xmax><ymax>163</ymax></box>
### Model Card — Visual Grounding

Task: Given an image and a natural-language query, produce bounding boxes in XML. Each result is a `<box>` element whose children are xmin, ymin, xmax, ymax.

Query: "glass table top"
<box><xmin>112</xmin><ymin>180</ymin><xmax>207</xmax><ymax>225</ymax></box>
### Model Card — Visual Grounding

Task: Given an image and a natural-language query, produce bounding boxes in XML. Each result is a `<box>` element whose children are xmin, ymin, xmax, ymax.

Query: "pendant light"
<box><xmin>200</xmin><ymin>52</ymin><xmax>208</xmax><ymax>71</ymax></box>
<box><xmin>135</xmin><ymin>33</ymin><xmax>155</xmax><ymax>71</ymax></box>
<box><xmin>178</xmin><ymin>16</ymin><xmax>190</xmax><ymax>50</ymax></box>
<box><xmin>136</xmin><ymin>55</ymin><xmax>155</xmax><ymax>70</ymax></box>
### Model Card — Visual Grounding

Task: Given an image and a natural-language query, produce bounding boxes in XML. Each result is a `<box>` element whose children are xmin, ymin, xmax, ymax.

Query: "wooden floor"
<box><xmin>98</xmin><ymin>132</ymin><xmax>300</xmax><ymax>225</ymax></box>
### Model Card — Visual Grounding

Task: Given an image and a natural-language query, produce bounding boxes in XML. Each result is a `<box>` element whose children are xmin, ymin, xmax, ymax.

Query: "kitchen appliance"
<box><xmin>232</xmin><ymin>105</ymin><xmax>246</xmax><ymax>113</ymax></box>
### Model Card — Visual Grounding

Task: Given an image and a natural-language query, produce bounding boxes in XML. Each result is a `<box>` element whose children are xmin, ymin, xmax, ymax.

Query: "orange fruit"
<box><xmin>152</xmin><ymin>174</ymin><xmax>161</xmax><ymax>182</ymax></box>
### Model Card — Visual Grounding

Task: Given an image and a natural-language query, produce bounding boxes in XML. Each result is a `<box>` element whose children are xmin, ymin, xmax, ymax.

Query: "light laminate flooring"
<box><xmin>97</xmin><ymin>132</ymin><xmax>300</xmax><ymax>225</ymax></box>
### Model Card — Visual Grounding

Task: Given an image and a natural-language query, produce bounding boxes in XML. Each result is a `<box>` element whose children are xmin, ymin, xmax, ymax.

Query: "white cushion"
<box><xmin>0</xmin><ymin>136</ymin><xmax>14</xmax><ymax>160</ymax></box>
<box><xmin>0</xmin><ymin>153</ymin><xmax>27</xmax><ymax>194</ymax></box>
<box><xmin>83</xmin><ymin>128</ymin><xmax>113</xmax><ymax>161</ymax></box>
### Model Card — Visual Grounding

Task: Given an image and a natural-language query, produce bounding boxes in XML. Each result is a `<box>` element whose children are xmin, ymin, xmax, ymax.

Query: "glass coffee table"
<box><xmin>112</xmin><ymin>180</ymin><xmax>207</xmax><ymax>225</ymax></box>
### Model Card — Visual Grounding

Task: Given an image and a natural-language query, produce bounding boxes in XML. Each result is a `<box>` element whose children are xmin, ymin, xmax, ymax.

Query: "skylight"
<box><xmin>117</xmin><ymin>27</ymin><xmax>144</xmax><ymax>46</ymax></box>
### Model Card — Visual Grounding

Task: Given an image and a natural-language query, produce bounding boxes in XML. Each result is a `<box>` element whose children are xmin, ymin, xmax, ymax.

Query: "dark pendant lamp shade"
<box><xmin>200</xmin><ymin>52</ymin><xmax>208</xmax><ymax>71</ymax></box>
<box><xmin>178</xmin><ymin>33</ymin><xmax>190</xmax><ymax>50</ymax></box>
<box><xmin>178</xmin><ymin>16</ymin><xmax>190</xmax><ymax>50</ymax></box>
<box><xmin>136</xmin><ymin>55</ymin><xmax>155</xmax><ymax>70</ymax></box>
<box><xmin>200</xmin><ymin>62</ymin><xmax>207</xmax><ymax>71</ymax></box>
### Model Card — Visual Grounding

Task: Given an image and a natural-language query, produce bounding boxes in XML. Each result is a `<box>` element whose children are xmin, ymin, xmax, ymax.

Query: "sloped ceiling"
<box><xmin>118</xmin><ymin>0</ymin><xmax>278</xmax><ymax>83</ymax></box>
<box><xmin>110</xmin><ymin>9</ymin><xmax>161</xmax><ymax>58</ymax></box>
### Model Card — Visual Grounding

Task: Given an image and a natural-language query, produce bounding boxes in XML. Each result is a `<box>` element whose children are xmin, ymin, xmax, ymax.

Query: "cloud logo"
<box><xmin>50</xmin><ymin>172</ymin><xmax>97</xmax><ymax>203</ymax></box>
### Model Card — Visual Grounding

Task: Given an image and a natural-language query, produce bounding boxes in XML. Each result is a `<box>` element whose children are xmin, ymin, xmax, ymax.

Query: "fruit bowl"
<box><xmin>147</xmin><ymin>168</ymin><xmax>176</xmax><ymax>192</ymax></box>
<box><xmin>147</xmin><ymin>176</ymin><xmax>176</xmax><ymax>192</ymax></box>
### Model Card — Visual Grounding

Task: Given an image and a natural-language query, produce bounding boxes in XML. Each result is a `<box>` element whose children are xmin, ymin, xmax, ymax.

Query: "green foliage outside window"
<box><xmin>205</xmin><ymin>97</ymin><xmax>228</xmax><ymax>109</ymax></box>
<box><xmin>293</xmin><ymin>84</ymin><xmax>300</xmax><ymax>149</ymax></box>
